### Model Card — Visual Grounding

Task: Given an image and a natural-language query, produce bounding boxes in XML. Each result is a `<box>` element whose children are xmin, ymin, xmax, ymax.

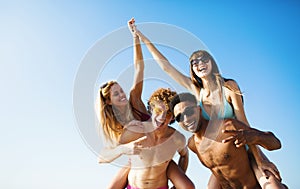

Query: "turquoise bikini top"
<box><xmin>199</xmin><ymin>88</ymin><xmax>235</xmax><ymax>120</ymax></box>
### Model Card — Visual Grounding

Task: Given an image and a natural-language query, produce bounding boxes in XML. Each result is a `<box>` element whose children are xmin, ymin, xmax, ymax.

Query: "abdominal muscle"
<box><xmin>128</xmin><ymin>161</ymin><xmax>169</xmax><ymax>189</ymax></box>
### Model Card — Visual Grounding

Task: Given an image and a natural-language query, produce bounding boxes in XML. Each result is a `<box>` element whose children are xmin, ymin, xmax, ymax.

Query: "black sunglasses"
<box><xmin>190</xmin><ymin>56</ymin><xmax>210</xmax><ymax>66</ymax></box>
<box><xmin>174</xmin><ymin>106</ymin><xmax>196</xmax><ymax>122</ymax></box>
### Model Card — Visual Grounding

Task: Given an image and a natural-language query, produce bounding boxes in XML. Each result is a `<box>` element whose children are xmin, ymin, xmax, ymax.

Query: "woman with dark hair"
<box><xmin>133</xmin><ymin>20</ymin><xmax>286</xmax><ymax>188</ymax></box>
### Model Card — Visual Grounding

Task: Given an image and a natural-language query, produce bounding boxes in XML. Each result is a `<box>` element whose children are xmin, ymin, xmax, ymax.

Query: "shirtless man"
<box><xmin>170</xmin><ymin>92</ymin><xmax>282</xmax><ymax>189</ymax></box>
<box><xmin>119</xmin><ymin>88</ymin><xmax>194</xmax><ymax>189</ymax></box>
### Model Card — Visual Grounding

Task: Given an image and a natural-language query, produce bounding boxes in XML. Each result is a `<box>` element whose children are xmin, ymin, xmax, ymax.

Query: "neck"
<box><xmin>154</xmin><ymin>125</ymin><xmax>168</xmax><ymax>139</ymax></box>
<box><xmin>194</xmin><ymin>119</ymin><xmax>208</xmax><ymax>139</ymax></box>
<box><xmin>201</xmin><ymin>76</ymin><xmax>217</xmax><ymax>93</ymax></box>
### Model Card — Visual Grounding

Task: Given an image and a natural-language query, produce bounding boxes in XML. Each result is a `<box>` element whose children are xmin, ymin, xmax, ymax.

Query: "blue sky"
<box><xmin>1</xmin><ymin>1</ymin><xmax>300</xmax><ymax>188</ymax></box>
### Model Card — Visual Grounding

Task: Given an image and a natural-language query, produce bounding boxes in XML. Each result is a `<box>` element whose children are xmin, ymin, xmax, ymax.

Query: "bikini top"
<box><xmin>199</xmin><ymin>88</ymin><xmax>235</xmax><ymax>120</ymax></box>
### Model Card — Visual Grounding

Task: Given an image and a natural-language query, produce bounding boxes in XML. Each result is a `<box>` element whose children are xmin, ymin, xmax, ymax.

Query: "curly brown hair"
<box><xmin>147</xmin><ymin>88</ymin><xmax>177</xmax><ymax>124</ymax></box>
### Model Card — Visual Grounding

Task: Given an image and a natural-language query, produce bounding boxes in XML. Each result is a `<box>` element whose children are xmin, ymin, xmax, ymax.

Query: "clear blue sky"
<box><xmin>1</xmin><ymin>1</ymin><xmax>300</xmax><ymax>188</ymax></box>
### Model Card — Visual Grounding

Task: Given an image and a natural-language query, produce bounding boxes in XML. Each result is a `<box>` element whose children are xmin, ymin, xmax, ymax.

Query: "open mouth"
<box><xmin>120</xmin><ymin>97</ymin><xmax>127</xmax><ymax>102</ymax></box>
<box><xmin>199</xmin><ymin>67</ymin><xmax>206</xmax><ymax>72</ymax></box>
<box><xmin>186</xmin><ymin>121</ymin><xmax>196</xmax><ymax>130</ymax></box>
<box><xmin>155</xmin><ymin>119</ymin><xmax>166</xmax><ymax>128</ymax></box>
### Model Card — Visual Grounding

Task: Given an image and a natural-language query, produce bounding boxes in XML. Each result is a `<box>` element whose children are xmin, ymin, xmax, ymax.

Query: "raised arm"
<box><xmin>128</xmin><ymin>18</ymin><xmax>148</xmax><ymax>113</ymax></box>
<box><xmin>134</xmin><ymin>25</ymin><xmax>196</xmax><ymax>93</ymax></box>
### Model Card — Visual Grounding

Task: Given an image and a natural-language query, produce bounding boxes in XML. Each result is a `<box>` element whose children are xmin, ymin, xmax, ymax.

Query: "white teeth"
<box><xmin>187</xmin><ymin>121</ymin><xmax>195</xmax><ymax>129</ymax></box>
<box><xmin>199</xmin><ymin>67</ymin><xmax>206</xmax><ymax>72</ymax></box>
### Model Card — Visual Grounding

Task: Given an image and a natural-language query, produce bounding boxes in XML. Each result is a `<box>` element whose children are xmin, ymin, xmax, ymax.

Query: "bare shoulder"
<box><xmin>119</xmin><ymin>128</ymin><xmax>144</xmax><ymax>144</ymax></box>
<box><xmin>168</xmin><ymin>127</ymin><xmax>186</xmax><ymax>146</ymax></box>
<box><xmin>224</xmin><ymin>79</ymin><xmax>240</xmax><ymax>92</ymax></box>
<box><xmin>188</xmin><ymin>136</ymin><xmax>197</xmax><ymax>152</ymax></box>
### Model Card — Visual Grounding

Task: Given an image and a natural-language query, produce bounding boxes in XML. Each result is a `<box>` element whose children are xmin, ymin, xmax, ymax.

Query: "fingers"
<box><xmin>222</xmin><ymin>129</ymin><xmax>247</xmax><ymax>147</ymax></box>
<box><xmin>128</xmin><ymin>17</ymin><xmax>135</xmax><ymax>25</ymax></box>
<box><xmin>268</xmin><ymin>166</ymin><xmax>282</xmax><ymax>181</ymax></box>
<box><xmin>222</xmin><ymin>135</ymin><xmax>235</xmax><ymax>143</ymax></box>
<box><xmin>234</xmin><ymin>138</ymin><xmax>246</xmax><ymax>148</ymax></box>
<box><xmin>134</xmin><ymin>136</ymin><xmax>147</xmax><ymax>144</ymax></box>
<box><xmin>128</xmin><ymin>18</ymin><xmax>137</xmax><ymax>34</ymax></box>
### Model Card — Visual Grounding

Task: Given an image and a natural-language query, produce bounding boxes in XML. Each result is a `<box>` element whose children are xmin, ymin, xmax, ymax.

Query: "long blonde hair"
<box><xmin>98</xmin><ymin>81</ymin><xmax>134</xmax><ymax>146</ymax></box>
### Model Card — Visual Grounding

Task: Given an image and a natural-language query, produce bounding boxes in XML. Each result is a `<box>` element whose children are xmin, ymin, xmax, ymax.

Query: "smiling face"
<box><xmin>109</xmin><ymin>83</ymin><xmax>128</xmax><ymax>108</ymax></box>
<box><xmin>150</xmin><ymin>101</ymin><xmax>173</xmax><ymax>129</ymax></box>
<box><xmin>173</xmin><ymin>101</ymin><xmax>201</xmax><ymax>133</ymax></box>
<box><xmin>191</xmin><ymin>56</ymin><xmax>212</xmax><ymax>79</ymax></box>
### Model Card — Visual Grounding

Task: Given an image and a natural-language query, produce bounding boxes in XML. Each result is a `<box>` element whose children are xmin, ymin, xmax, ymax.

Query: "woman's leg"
<box><xmin>167</xmin><ymin>160</ymin><xmax>195</xmax><ymax>189</ymax></box>
<box><xmin>249</xmin><ymin>153</ymin><xmax>287</xmax><ymax>189</ymax></box>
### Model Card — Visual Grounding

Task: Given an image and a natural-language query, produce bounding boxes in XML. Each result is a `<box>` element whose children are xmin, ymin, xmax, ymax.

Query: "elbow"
<box><xmin>186</xmin><ymin>182</ymin><xmax>195</xmax><ymax>189</ymax></box>
<box><xmin>98</xmin><ymin>157</ymin><xmax>107</xmax><ymax>164</ymax></box>
<box><xmin>266</xmin><ymin>132</ymin><xmax>282</xmax><ymax>151</ymax></box>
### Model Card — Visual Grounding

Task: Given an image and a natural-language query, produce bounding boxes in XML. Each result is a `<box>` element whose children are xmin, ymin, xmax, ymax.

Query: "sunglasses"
<box><xmin>190</xmin><ymin>56</ymin><xmax>210</xmax><ymax>66</ymax></box>
<box><xmin>174</xmin><ymin>106</ymin><xmax>197</xmax><ymax>122</ymax></box>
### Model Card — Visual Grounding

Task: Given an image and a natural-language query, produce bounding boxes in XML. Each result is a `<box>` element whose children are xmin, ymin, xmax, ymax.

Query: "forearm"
<box><xmin>252</xmin><ymin>129</ymin><xmax>281</xmax><ymax>151</ymax></box>
<box><xmin>131</xmin><ymin>36</ymin><xmax>144</xmax><ymax>95</ymax></box>
<box><xmin>249</xmin><ymin>128</ymin><xmax>281</xmax><ymax>150</ymax></box>
<box><xmin>136</xmin><ymin>31</ymin><xmax>170</xmax><ymax>70</ymax></box>
<box><xmin>98</xmin><ymin>145</ymin><xmax>125</xmax><ymax>163</ymax></box>
<box><xmin>178</xmin><ymin>150</ymin><xmax>189</xmax><ymax>172</ymax></box>
<box><xmin>134</xmin><ymin>36</ymin><xmax>144</xmax><ymax>70</ymax></box>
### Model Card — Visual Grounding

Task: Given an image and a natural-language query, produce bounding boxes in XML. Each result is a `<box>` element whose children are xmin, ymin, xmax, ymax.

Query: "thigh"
<box><xmin>167</xmin><ymin>160</ymin><xmax>195</xmax><ymax>189</ymax></box>
<box><xmin>249</xmin><ymin>154</ymin><xmax>287</xmax><ymax>189</ymax></box>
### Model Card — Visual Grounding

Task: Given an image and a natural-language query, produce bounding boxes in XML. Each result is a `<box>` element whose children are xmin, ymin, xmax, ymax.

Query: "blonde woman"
<box><xmin>133</xmin><ymin>21</ymin><xmax>286</xmax><ymax>188</ymax></box>
<box><xmin>98</xmin><ymin>18</ymin><xmax>194</xmax><ymax>189</ymax></box>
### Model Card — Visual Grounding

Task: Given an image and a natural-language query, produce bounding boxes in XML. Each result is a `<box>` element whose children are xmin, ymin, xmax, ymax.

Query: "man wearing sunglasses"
<box><xmin>170</xmin><ymin>92</ymin><xmax>285</xmax><ymax>189</ymax></box>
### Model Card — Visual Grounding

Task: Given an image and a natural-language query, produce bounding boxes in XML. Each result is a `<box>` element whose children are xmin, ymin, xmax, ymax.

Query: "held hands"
<box><xmin>128</xmin><ymin>18</ymin><xmax>138</xmax><ymax>37</ymax></box>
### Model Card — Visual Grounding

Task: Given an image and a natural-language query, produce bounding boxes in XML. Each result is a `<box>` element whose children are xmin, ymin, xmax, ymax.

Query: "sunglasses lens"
<box><xmin>175</xmin><ymin>106</ymin><xmax>195</xmax><ymax>122</ymax></box>
<box><xmin>191</xmin><ymin>56</ymin><xmax>209</xmax><ymax>65</ymax></box>
<box><xmin>185</xmin><ymin>107</ymin><xmax>195</xmax><ymax>116</ymax></box>
<box><xmin>175</xmin><ymin>113</ymin><xmax>183</xmax><ymax>122</ymax></box>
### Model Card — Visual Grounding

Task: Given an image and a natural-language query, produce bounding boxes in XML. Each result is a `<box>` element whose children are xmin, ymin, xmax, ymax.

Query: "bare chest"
<box><xmin>194</xmin><ymin>137</ymin><xmax>247</xmax><ymax>169</ymax></box>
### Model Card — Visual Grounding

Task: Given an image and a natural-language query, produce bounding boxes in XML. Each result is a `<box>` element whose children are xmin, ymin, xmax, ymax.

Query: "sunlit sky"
<box><xmin>1</xmin><ymin>1</ymin><xmax>300</xmax><ymax>189</ymax></box>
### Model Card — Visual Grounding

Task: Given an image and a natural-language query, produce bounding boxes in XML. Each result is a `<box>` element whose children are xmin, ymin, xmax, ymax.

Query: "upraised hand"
<box><xmin>128</xmin><ymin>17</ymin><xmax>138</xmax><ymax>37</ymax></box>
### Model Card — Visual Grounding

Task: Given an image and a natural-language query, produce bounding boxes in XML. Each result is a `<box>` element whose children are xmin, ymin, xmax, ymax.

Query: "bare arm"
<box><xmin>98</xmin><ymin>145</ymin><xmax>128</xmax><ymax>163</ymax></box>
<box><xmin>99</xmin><ymin>120</ymin><xmax>147</xmax><ymax>163</ymax></box>
<box><xmin>128</xmin><ymin>19</ymin><xmax>148</xmax><ymax>113</ymax></box>
<box><xmin>98</xmin><ymin>135</ymin><xmax>147</xmax><ymax>163</ymax></box>
<box><xmin>135</xmin><ymin>29</ymin><xmax>196</xmax><ymax>93</ymax></box>
<box><xmin>178</xmin><ymin>146</ymin><xmax>189</xmax><ymax>173</ymax></box>
<box><xmin>222</xmin><ymin>119</ymin><xmax>281</xmax><ymax>150</ymax></box>
<box><xmin>226</xmin><ymin>80</ymin><xmax>282</xmax><ymax>180</ymax></box>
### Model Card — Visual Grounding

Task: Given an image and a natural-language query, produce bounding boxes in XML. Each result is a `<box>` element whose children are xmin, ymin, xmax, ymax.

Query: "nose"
<box><xmin>182</xmin><ymin>115</ymin><xmax>190</xmax><ymax>124</ymax></box>
<box><xmin>119</xmin><ymin>91</ymin><xmax>126</xmax><ymax>98</ymax></box>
